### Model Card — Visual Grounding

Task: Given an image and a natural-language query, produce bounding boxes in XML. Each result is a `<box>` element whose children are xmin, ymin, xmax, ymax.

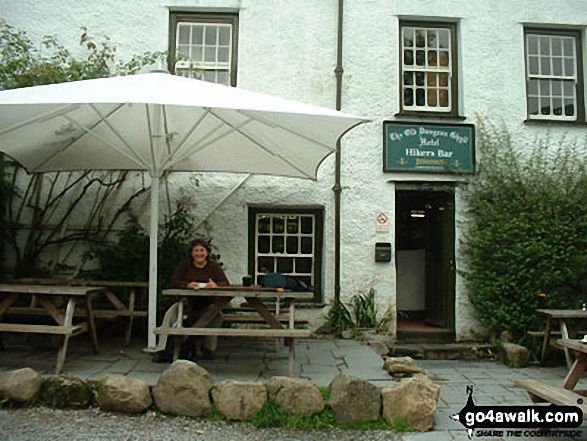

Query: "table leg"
<box><xmin>125</xmin><ymin>287</ymin><xmax>136</xmax><ymax>345</ymax></box>
<box><xmin>84</xmin><ymin>294</ymin><xmax>99</xmax><ymax>354</ymax></box>
<box><xmin>245</xmin><ymin>297</ymin><xmax>284</xmax><ymax>329</ymax></box>
<box><xmin>288</xmin><ymin>337</ymin><xmax>294</xmax><ymax>377</ymax></box>
<box><xmin>563</xmin><ymin>352</ymin><xmax>587</xmax><ymax>390</ymax></box>
<box><xmin>541</xmin><ymin>317</ymin><xmax>553</xmax><ymax>364</ymax></box>
<box><xmin>55</xmin><ymin>297</ymin><xmax>76</xmax><ymax>374</ymax></box>
<box><xmin>172</xmin><ymin>300</ymin><xmax>185</xmax><ymax>362</ymax></box>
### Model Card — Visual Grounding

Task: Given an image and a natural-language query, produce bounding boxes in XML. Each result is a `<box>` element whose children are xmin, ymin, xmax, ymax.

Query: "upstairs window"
<box><xmin>525</xmin><ymin>29</ymin><xmax>583</xmax><ymax>121</ymax></box>
<box><xmin>400</xmin><ymin>23</ymin><xmax>457</xmax><ymax>115</ymax></box>
<box><xmin>170</xmin><ymin>13</ymin><xmax>238</xmax><ymax>86</ymax></box>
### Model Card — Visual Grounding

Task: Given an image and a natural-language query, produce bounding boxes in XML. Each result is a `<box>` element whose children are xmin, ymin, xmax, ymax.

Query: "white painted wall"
<box><xmin>1</xmin><ymin>0</ymin><xmax>586</xmax><ymax>341</ymax></box>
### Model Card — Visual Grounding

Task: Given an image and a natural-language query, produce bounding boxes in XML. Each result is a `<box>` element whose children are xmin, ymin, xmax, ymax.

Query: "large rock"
<box><xmin>152</xmin><ymin>360</ymin><xmax>213</xmax><ymax>417</ymax></box>
<box><xmin>211</xmin><ymin>381</ymin><xmax>267</xmax><ymax>421</ymax></box>
<box><xmin>266</xmin><ymin>376</ymin><xmax>325</xmax><ymax>416</ymax></box>
<box><xmin>328</xmin><ymin>374</ymin><xmax>381</xmax><ymax>424</ymax></box>
<box><xmin>501</xmin><ymin>342</ymin><xmax>530</xmax><ymax>368</ymax></box>
<box><xmin>382</xmin><ymin>374</ymin><xmax>439</xmax><ymax>431</ymax></box>
<box><xmin>40</xmin><ymin>375</ymin><xmax>94</xmax><ymax>408</ymax></box>
<box><xmin>383</xmin><ymin>356</ymin><xmax>426</xmax><ymax>378</ymax></box>
<box><xmin>98</xmin><ymin>375</ymin><xmax>152</xmax><ymax>413</ymax></box>
<box><xmin>0</xmin><ymin>368</ymin><xmax>42</xmax><ymax>403</ymax></box>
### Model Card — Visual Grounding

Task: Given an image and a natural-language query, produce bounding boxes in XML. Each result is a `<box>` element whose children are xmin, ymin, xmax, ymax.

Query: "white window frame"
<box><xmin>525</xmin><ymin>30</ymin><xmax>582</xmax><ymax>121</ymax></box>
<box><xmin>170</xmin><ymin>13</ymin><xmax>238</xmax><ymax>86</ymax></box>
<box><xmin>400</xmin><ymin>23</ymin><xmax>455</xmax><ymax>114</ymax></box>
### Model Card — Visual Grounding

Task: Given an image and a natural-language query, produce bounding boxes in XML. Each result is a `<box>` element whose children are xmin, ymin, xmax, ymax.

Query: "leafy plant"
<box><xmin>326</xmin><ymin>299</ymin><xmax>354</xmax><ymax>336</ymax></box>
<box><xmin>460</xmin><ymin>120</ymin><xmax>587</xmax><ymax>347</ymax></box>
<box><xmin>352</xmin><ymin>288</ymin><xmax>378</xmax><ymax>329</ymax></box>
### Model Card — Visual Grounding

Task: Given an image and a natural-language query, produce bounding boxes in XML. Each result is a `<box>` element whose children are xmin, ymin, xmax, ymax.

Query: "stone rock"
<box><xmin>98</xmin><ymin>375</ymin><xmax>152</xmax><ymax>413</ymax></box>
<box><xmin>40</xmin><ymin>375</ymin><xmax>94</xmax><ymax>408</ymax></box>
<box><xmin>152</xmin><ymin>360</ymin><xmax>213</xmax><ymax>417</ymax></box>
<box><xmin>368</xmin><ymin>340</ymin><xmax>390</xmax><ymax>357</ymax></box>
<box><xmin>328</xmin><ymin>373</ymin><xmax>381</xmax><ymax>424</ymax></box>
<box><xmin>382</xmin><ymin>375</ymin><xmax>439</xmax><ymax>431</ymax></box>
<box><xmin>501</xmin><ymin>342</ymin><xmax>530</xmax><ymax>368</ymax></box>
<box><xmin>0</xmin><ymin>368</ymin><xmax>42</xmax><ymax>403</ymax></box>
<box><xmin>266</xmin><ymin>376</ymin><xmax>325</xmax><ymax>416</ymax></box>
<box><xmin>383</xmin><ymin>356</ymin><xmax>426</xmax><ymax>378</ymax></box>
<box><xmin>211</xmin><ymin>381</ymin><xmax>267</xmax><ymax>421</ymax></box>
<box><xmin>501</xmin><ymin>330</ymin><xmax>515</xmax><ymax>343</ymax></box>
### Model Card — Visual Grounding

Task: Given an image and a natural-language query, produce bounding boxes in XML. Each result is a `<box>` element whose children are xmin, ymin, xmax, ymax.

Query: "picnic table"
<box><xmin>154</xmin><ymin>285</ymin><xmax>313</xmax><ymax>376</ymax></box>
<box><xmin>12</xmin><ymin>278</ymin><xmax>148</xmax><ymax>345</ymax></box>
<box><xmin>517</xmin><ymin>338</ymin><xmax>587</xmax><ymax>418</ymax></box>
<box><xmin>0</xmin><ymin>283</ymin><xmax>103</xmax><ymax>374</ymax></box>
<box><xmin>535</xmin><ymin>309</ymin><xmax>587</xmax><ymax>368</ymax></box>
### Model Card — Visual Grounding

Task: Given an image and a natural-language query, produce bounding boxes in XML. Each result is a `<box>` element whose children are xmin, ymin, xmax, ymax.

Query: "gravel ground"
<box><xmin>0</xmin><ymin>407</ymin><xmax>403</xmax><ymax>441</ymax></box>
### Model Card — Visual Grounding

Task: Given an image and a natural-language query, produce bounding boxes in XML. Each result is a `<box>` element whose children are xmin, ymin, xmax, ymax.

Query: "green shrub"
<box><xmin>461</xmin><ymin>122</ymin><xmax>587</xmax><ymax>344</ymax></box>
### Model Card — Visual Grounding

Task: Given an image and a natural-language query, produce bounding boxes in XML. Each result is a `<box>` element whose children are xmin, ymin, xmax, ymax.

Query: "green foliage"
<box><xmin>0</xmin><ymin>23</ymin><xmax>167</xmax><ymax>89</ymax></box>
<box><xmin>461</xmin><ymin>121</ymin><xmax>587</xmax><ymax>344</ymax></box>
<box><xmin>326</xmin><ymin>299</ymin><xmax>354</xmax><ymax>336</ymax></box>
<box><xmin>352</xmin><ymin>288</ymin><xmax>378</xmax><ymax>329</ymax></box>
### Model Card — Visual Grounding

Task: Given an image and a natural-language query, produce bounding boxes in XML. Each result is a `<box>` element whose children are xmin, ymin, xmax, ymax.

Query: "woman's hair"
<box><xmin>189</xmin><ymin>238</ymin><xmax>212</xmax><ymax>260</ymax></box>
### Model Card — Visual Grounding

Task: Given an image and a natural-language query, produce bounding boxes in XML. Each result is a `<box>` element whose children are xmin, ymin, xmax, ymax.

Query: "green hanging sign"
<box><xmin>383</xmin><ymin>121</ymin><xmax>475</xmax><ymax>174</ymax></box>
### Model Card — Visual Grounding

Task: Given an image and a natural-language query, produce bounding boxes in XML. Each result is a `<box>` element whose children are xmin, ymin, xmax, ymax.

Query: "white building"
<box><xmin>1</xmin><ymin>0</ymin><xmax>586</xmax><ymax>342</ymax></box>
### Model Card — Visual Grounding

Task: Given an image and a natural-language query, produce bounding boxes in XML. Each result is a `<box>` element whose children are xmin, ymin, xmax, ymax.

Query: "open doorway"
<box><xmin>395</xmin><ymin>184</ymin><xmax>455</xmax><ymax>342</ymax></box>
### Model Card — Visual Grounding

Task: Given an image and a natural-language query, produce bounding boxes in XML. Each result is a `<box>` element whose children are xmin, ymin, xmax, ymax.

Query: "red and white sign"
<box><xmin>376</xmin><ymin>211</ymin><xmax>390</xmax><ymax>233</ymax></box>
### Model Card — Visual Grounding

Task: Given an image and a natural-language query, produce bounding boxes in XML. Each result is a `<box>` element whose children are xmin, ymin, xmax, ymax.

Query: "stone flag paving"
<box><xmin>1</xmin><ymin>333</ymin><xmax>586</xmax><ymax>440</ymax></box>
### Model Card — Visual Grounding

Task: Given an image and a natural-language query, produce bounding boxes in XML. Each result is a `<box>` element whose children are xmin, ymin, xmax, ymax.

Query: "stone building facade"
<box><xmin>1</xmin><ymin>0</ymin><xmax>585</xmax><ymax>341</ymax></box>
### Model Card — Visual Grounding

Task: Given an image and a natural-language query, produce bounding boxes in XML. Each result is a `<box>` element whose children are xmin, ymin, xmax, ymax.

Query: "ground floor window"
<box><xmin>248</xmin><ymin>207</ymin><xmax>323</xmax><ymax>302</ymax></box>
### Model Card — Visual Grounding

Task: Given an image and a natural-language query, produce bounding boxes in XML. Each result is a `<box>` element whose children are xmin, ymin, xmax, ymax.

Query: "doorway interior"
<box><xmin>395</xmin><ymin>183</ymin><xmax>456</xmax><ymax>342</ymax></box>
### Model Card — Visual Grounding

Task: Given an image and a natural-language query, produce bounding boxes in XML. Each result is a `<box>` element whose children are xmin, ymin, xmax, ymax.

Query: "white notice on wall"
<box><xmin>376</xmin><ymin>211</ymin><xmax>390</xmax><ymax>233</ymax></box>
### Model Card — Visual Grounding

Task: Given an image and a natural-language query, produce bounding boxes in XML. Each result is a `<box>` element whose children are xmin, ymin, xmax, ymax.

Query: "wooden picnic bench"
<box><xmin>155</xmin><ymin>286</ymin><xmax>313</xmax><ymax>376</ymax></box>
<box><xmin>517</xmin><ymin>338</ymin><xmax>587</xmax><ymax>418</ymax></box>
<box><xmin>0</xmin><ymin>283</ymin><xmax>103</xmax><ymax>374</ymax></box>
<box><xmin>12</xmin><ymin>278</ymin><xmax>148</xmax><ymax>345</ymax></box>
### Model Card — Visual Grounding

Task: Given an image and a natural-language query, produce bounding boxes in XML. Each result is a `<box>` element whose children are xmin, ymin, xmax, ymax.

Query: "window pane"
<box><xmin>528</xmin><ymin>79</ymin><xmax>539</xmax><ymax>95</ymax></box>
<box><xmin>296</xmin><ymin>257</ymin><xmax>312</xmax><ymax>273</ymax></box>
<box><xmin>403</xmin><ymin>27</ymin><xmax>414</xmax><ymax>47</ymax></box>
<box><xmin>427</xmin><ymin>29</ymin><xmax>438</xmax><ymax>48</ymax></box>
<box><xmin>416</xmin><ymin>50</ymin><xmax>425</xmax><ymax>66</ymax></box>
<box><xmin>552</xmin><ymin>58</ymin><xmax>563</xmax><ymax>76</ymax></box>
<box><xmin>552</xmin><ymin>81</ymin><xmax>562</xmax><ymax>96</ymax></box>
<box><xmin>416</xmin><ymin>29</ymin><xmax>426</xmax><ymax>47</ymax></box>
<box><xmin>427</xmin><ymin>73</ymin><xmax>437</xmax><ymax>86</ymax></box>
<box><xmin>528</xmin><ymin>56</ymin><xmax>539</xmax><ymax>75</ymax></box>
<box><xmin>428</xmin><ymin>90</ymin><xmax>437</xmax><ymax>106</ymax></box>
<box><xmin>177</xmin><ymin>45</ymin><xmax>189</xmax><ymax>58</ymax></box>
<box><xmin>564</xmin><ymin>58</ymin><xmax>575</xmax><ymax>76</ymax></box>
<box><xmin>273</xmin><ymin>217</ymin><xmax>285</xmax><ymax>233</ymax></box>
<box><xmin>258</xmin><ymin>257</ymin><xmax>274</xmax><ymax>273</ymax></box>
<box><xmin>528</xmin><ymin>97</ymin><xmax>539</xmax><ymax>115</ymax></box>
<box><xmin>527</xmin><ymin>36</ymin><xmax>538</xmax><ymax>54</ymax></box>
<box><xmin>277</xmin><ymin>258</ymin><xmax>294</xmax><ymax>273</ymax></box>
<box><xmin>272</xmin><ymin>236</ymin><xmax>284</xmax><ymax>254</ymax></box>
<box><xmin>258</xmin><ymin>236</ymin><xmax>270</xmax><ymax>253</ymax></box>
<box><xmin>258</xmin><ymin>216</ymin><xmax>270</xmax><ymax>233</ymax></box>
<box><xmin>301</xmin><ymin>237</ymin><xmax>313</xmax><ymax>254</ymax></box>
<box><xmin>287</xmin><ymin>217</ymin><xmax>298</xmax><ymax>234</ymax></box>
<box><xmin>205</xmin><ymin>26</ymin><xmax>217</xmax><ymax>45</ymax></box>
<box><xmin>564</xmin><ymin>99</ymin><xmax>575</xmax><ymax>116</ymax></box>
<box><xmin>192</xmin><ymin>46</ymin><xmax>202</xmax><ymax>61</ymax></box>
<box><xmin>416</xmin><ymin>88</ymin><xmax>425</xmax><ymax>106</ymax></box>
<box><xmin>216</xmin><ymin>71</ymin><xmax>229</xmax><ymax>85</ymax></box>
<box><xmin>439</xmin><ymin>90</ymin><xmax>449</xmax><ymax>107</ymax></box>
<box><xmin>416</xmin><ymin>72</ymin><xmax>425</xmax><ymax>86</ymax></box>
<box><xmin>301</xmin><ymin>217</ymin><xmax>313</xmax><ymax>234</ymax></box>
<box><xmin>540</xmin><ymin>37</ymin><xmax>550</xmax><ymax>55</ymax></box>
<box><xmin>404</xmin><ymin>88</ymin><xmax>414</xmax><ymax>106</ymax></box>
<box><xmin>552</xmin><ymin>98</ymin><xmax>563</xmax><ymax>115</ymax></box>
<box><xmin>552</xmin><ymin>37</ymin><xmax>562</xmax><ymax>56</ymax></box>
<box><xmin>439</xmin><ymin>50</ymin><xmax>449</xmax><ymax>67</ymax></box>
<box><xmin>438</xmin><ymin>29</ymin><xmax>449</xmax><ymax>49</ymax></box>
<box><xmin>286</xmin><ymin>237</ymin><xmax>298</xmax><ymax>254</ymax></box>
<box><xmin>218</xmin><ymin>26</ymin><xmax>230</xmax><ymax>45</ymax></box>
<box><xmin>540</xmin><ymin>79</ymin><xmax>550</xmax><ymax>95</ymax></box>
<box><xmin>204</xmin><ymin>47</ymin><xmax>216</xmax><ymax>62</ymax></box>
<box><xmin>218</xmin><ymin>47</ymin><xmax>229</xmax><ymax>63</ymax></box>
<box><xmin>540</xmin><ymin>57</ymin><xmax>550</xmax><ymax>75</ymax></box>
<box><xmin>404</xmin><ymin>49</ymin><xmax>414</xmax><ymax>66</ymax></box>
<box><xmin>193</xmin><ymin>25</ymin><xmax>204</xmax><ymax>44</ymax></box>
<box><xmin>439</xmin><ymin>73</ymin><xmax>449</xmax><ymax>87</ymax></box>
<box><xmin>178</xmin><ymin>25</ymin><xmax>190</xmax><ymax>44</ymax></box>
<box><xmin>204</xmin><ymin>70</ymin><xmax>215</xmax><ymax>82</ymax></box>
<box><xmin>403</xmin><ymin>71</ymin><xmax>414</xmax><ymax>85</ymax></box>
<box><xmin>563</xmin><ymin>81</ymin><xmax>574</xmax><ymax>97</ymax></box>
<box><xmin>540</xmin><ymin>97</ymin><xmax>550</xmax><ymax>115</ymax></box>
<box><xmin>428</xmin><ymin>50</ymin><xmax>437</xmax><ymax>67</ymax></box>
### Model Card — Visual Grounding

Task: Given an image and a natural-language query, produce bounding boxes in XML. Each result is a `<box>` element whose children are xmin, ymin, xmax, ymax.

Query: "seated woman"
<box><xmin>154</xmin><ymin>238</ymin><xmax>229</xmax><ymax>362</ymax></box>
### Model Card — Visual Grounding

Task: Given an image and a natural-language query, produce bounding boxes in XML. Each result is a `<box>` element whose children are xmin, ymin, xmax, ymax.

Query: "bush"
<box><xmin>461</xmin><ymin>122</ymin><xmax>587</xmax><ymax>343</ymax></box>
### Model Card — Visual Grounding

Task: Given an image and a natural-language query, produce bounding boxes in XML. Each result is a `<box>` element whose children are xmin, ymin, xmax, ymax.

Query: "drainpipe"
<box><xmin>333</xmin><ymin>0</ymin><xmax>344</xmax><ymax>303</ymax></box>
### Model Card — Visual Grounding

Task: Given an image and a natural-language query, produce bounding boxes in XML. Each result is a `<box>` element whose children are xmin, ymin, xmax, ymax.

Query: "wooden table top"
<box><xmin>0</xmin><ymin>283</ymin><xmax>105</xmax><ymax>296</ymax></box>
<box><xmin>556</xmin><ymin>339</ymin><xmax>587</xmax><ymax>353</ymax></box>
<box><xmin>536</xmin><ymin>309</ymin><xmax>587</xmax><ymax>319</ymax></box>
<box><xmin>163</xmin><ymin>285</ymin><xmax>314</xmax><ymax>300</ymax></box>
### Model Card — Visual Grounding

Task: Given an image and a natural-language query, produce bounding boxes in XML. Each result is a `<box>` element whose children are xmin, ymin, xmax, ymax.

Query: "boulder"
<box><xmin>0</xmin><ymin>368</ymin><xmax>42</xmax><ymax>403</ymax></box>
<box><xmin>328</xmin><ymin>373</ymin><xmax>381</xmax><ymax>424</ymax></box>
<box><xmin>98</xmin><ymin>375</ymin><xmax>152</xmax><ymax>413</ymax></box>
<box><xmin>382</xmin><ymin>374</ymin><xmax>439</xmax><ymax>431</ymax></box>
<box><xmin>40</xmin><ymin>375</ymin><xmax>94</xmax><ymax>408</ymax></box>
<box><xmin>383</xmin><ymin>356</ymin><xmax>426</xmax><ymax>378</ymax></box>
<box><xmin>152</xmin><ymin>360</ymin><xmax>213</xmax><ymax>417</ymax></box>
<box><xmin>211</xmin><ymin>381</ymin><xmax>267</xmax><ymax>421</ymax></box>
<box><xmin>501</xmin><ymin>342</ymin><xmax>530</xmax><ymax>368</ymax></box>
<box><xmin>266</xmin><ymin>376</ymin><xmax>325</xmax><ymax>416</ymax></box>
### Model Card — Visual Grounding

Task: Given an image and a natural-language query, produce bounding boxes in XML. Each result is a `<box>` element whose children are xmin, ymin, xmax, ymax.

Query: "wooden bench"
<box><xmin>14</xmin><ymin>278</ymin><xmax>148</xmax><ymax>344</ymax></box>
<box><xmin>515</xmin><ymin>379</ymin><xmax>587</xmax><ymax>418</ymax></box>
<box><xmin>222</xmin><ymin>314</ymin><xmax>308</xmax><ymax>325</ymax></box>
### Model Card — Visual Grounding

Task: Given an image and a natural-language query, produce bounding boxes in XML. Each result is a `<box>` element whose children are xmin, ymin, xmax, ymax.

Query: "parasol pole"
<box><xmin>146</xmin><ymin>172</ymin><xmax>160</xmax><ymax>350</ymax></box>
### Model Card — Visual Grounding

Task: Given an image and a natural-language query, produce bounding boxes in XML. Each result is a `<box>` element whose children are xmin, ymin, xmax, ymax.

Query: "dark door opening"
<box><xmin>395</xmin><ymin>185</ymin><xmax>455</xmax><ymax>341</ymax></box>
